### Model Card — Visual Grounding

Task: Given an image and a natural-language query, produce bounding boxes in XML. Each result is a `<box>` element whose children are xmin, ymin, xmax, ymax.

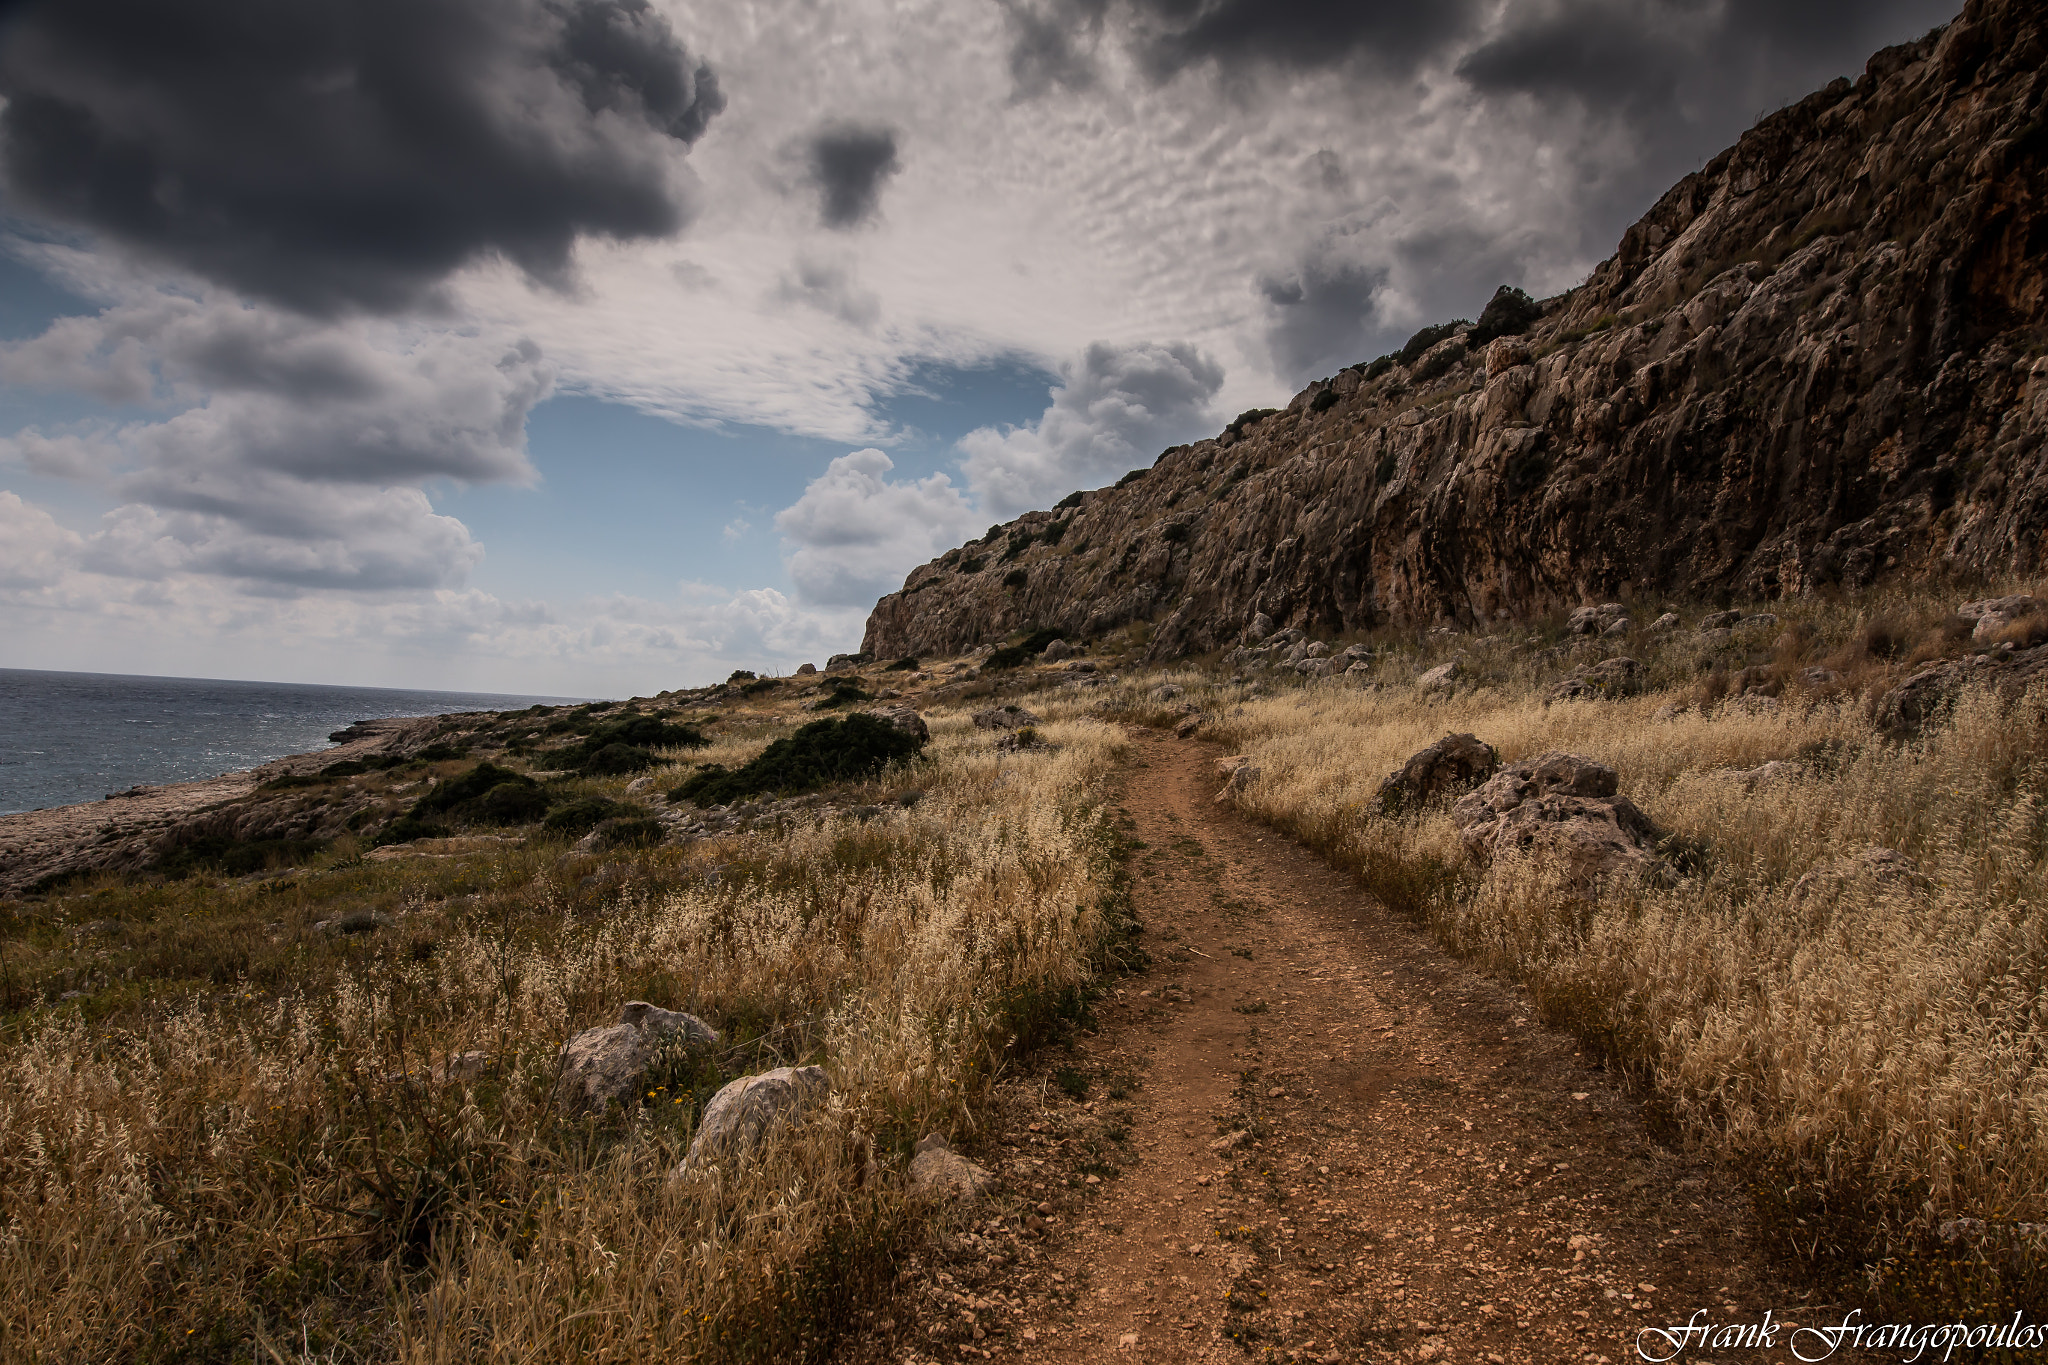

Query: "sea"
<box><xmin>0</xmin><ymin>667</ymin><xmax>596</xmax><ymax>817</ymax></box>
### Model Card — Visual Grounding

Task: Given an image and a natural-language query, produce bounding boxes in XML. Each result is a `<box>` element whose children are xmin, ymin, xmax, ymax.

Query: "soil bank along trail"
<box><xmin>989</xmin><ymin>730</ymin><xmax>1836</xmax><ymax>1365</ymax></box>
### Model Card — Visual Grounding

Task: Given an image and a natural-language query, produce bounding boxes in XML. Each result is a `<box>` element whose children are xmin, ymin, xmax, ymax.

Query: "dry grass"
<box><xmin>0</xmin><ymin>694</ymin><xmax>1128</xmax><ymax>1362</ymax></box>
<box><xmin>1188</xmin><ymin>583</ymin><xmax>2048</xmax><ymax>1316</ymax></box>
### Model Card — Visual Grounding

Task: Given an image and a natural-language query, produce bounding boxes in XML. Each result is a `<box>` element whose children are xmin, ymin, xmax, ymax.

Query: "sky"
<box><xmin>0</xmin><ymin>0</ymin><xmax>1961</xmax><ymax>697</ymax></box>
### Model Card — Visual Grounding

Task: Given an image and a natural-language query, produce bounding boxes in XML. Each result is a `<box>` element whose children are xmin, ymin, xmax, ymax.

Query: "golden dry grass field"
<box><xmin>3</xmin><ymin>580</ymin><xmax>2045</xmax><ymax>1361</ymax></box>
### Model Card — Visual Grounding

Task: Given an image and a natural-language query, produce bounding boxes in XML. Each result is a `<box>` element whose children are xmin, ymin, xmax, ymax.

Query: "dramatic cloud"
<box><xmin>1123</xmin><ymin>0</ymin><xmax>1480</xmax><ymax>78</ymax></box>
<box><xmin>0</xmin><ymin>491</ymin><xmax>82</xmax><ymax>589</ymax></box>
<box><xmin>0</xmin><ymin>291</ymin><xmax>552</xmax><ymax>590</ymax></box>
<box><xmin>1259</xmin><ymin>257</ymin><xmax>1389</xmax><ymax>383</ymax></box>
<box><xmin>806</xmin><ymin>123</ymin><xmax>902</xmax><ymax>229</ymax></box>
<box><xmin>0</xmin><ymin>0</ymin><xmax>724</xmax><ymax>315</ymax></box>
<box><xmin>775</xmin><ymin>449</ymin><xmax>978</xmax><ymax>607</ymax></box>
<box><xmin>959</xmin><ymin>341</ymin><xmax>1224</xmax><ymax>517</ymax></box>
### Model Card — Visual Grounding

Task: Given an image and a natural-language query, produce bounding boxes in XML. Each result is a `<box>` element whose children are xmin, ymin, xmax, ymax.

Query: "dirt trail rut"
<box><xmin>984</xmin><ymin>730</ymin><xmax>1834</xmax><ymax>1365</ymax></box>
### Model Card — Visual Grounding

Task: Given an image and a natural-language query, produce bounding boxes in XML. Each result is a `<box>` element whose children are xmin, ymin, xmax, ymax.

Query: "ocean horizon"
<box><xmin>0</xmin><ymin>667</ymin><xmax>597</xmax><ymax>817</ymax></box>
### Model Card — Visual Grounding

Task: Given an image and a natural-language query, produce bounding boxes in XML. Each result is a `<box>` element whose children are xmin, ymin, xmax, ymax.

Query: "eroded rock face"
<box><xmin>556</xmin><ymin>1002</ymin><xmax>722</xmax><ymax>1116</ymax></box>
<box><xmin>681</xmin><ymin>1065</ymin><xmax>830</xmax><ymax>1171</ymax></box>
<box><xmin>1377</xmin><ymin>733</ymin><xmax>1500</xmax><ymax>814</ymax></box>
<box><xmin>1452</xmin><ymin>753</ymin><xmax>1666</xmax><ymax>881</ymax></box>
<box><xmin>863</xmin><ymin>0</ymin><xmax>2048</xmax><ymax>662</ymax></box>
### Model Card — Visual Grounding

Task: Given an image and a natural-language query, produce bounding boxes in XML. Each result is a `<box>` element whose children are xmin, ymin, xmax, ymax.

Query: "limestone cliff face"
<box><xmin>864</xmin><ymin>0</ymin><xmax>2048</xmax><ymax>662</ymax></box>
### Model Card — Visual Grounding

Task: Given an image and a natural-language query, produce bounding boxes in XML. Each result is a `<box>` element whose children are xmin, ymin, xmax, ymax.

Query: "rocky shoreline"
<box><xmin>0</xmin><ymin>715</ymin><xmax>447</xmax><ymax>898</ymax></box>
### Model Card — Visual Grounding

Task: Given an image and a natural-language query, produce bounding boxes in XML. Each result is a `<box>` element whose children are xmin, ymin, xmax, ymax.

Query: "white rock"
<box><xmin>681</xmin><ymin>1065</ymin><xmax>830</xmax><ymax>1170</ymax></box>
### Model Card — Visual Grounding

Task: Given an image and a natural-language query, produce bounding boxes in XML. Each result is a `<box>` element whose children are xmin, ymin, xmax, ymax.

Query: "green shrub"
<box><xmin>595</xmin><ymin>816</ymin><xmax>665</xmax><ymax>850</ymax></box>
<box><xmin>544</xmin><ymin>714</ymin><xmax>709</xmax><ymax>773</ymax></box>
<box><xmin>581</xmin><ymin>742</ymin><xmax>656</xmax><ymax>776</ymax></box>
<box><xmin>742</xmin><ymin>677</ymin><xmax>781</xmax><ymax>696</ymax></box>
<box><xmin>1160</xmin><ymin>521</ymin><xmax>1191</xmax><ymax>544</ymax></box>
<box><xmin>1115</xmin><ymin>468</ymin><xmax>1149</xmax><ymax>487</ymax></box>
<box><xmin>413</xmin><ymin>743</ymin><xmax>468</xmax><ymax>763</ymax></box>
<box><xmin>1467</xmin><ymin>284</ymin><xmax>1543</xmax><ymax>345</ymax></box>
<box><xmin>1003</xmin><ymin>569</ymin><xmax>1028</xmax><ymax>589</ymax></box>
<box><xmin>815</xmin><ymin>678</ymin><xmax>874</xmax><ymax>709</ymax></box>
<box><xmin>1411</xmin><ymin>339</ymin><xmax>1466</xmax><ymax>382</ymax></box>
<box><xmin>1055</xmin><ymin>490</ymin><xmax>1085</xmax><ymax>510</ymax></box>
<box><xmin>1308</xmin><ymin>385</ymin><xmax>1339</xmax><ymax>414</ymax></box>
<box><xmin>985</xmin><ymin>627</ymin><xmax>1066</xmax><ymax>670</ymax></box>
<box><xmin>885</xmin><ymin>657</ymin><xmax>919</xmax><ymax>672</ymax></box>
<box><xmin>671</xmin><ymin>713</ymin><xmax>925</xmax><ymax>805</ymax></box>
<box><xmin>1002</xmin><ymin>530</ymin><xmax>1035</xmax><ymax>561</ymax></box>
<box><xmin>959</xmin><ymin>556</ymin><xmax>987</xmax><ymax>575</ymax></box>
<box><xmin>543</xmin><ymin>797</ymin><xmax>647</xmax><ymax>838</ymax></box>
<box><xmin>1364</xmin><ymin>356</ymin><xmax>1394</xmax><ymax>379</ymax></box>
<box><xmin>1041</xmin><ymin>518</ymin><xmax>1069</xmax><ymax>546</ymax></box>
<box><xmin>1397</xmin><ymin>320</ymin><xmax>1466</xmax><ymax>367</ymax></box>
<box><xmin>728</xmin><ymin>669</ymin><xmax>757</xmax><ymax>683</ymax></box>
<box><xmin>154</xmin><ymin>833</ymin><xmax>330</xmax><ymax>877</ymax></box>
<box><xmin>319</xmin><ymin>759</ymin><xmax>368</xmax><ymax>777</ymax></box>
<box><xmin>478</xmin><ymin>781</ymin><xmax>549</xmax><ymax>823</ymax></box>
<box><xmin>1225</xmin><ymin>407</ymin><xmax>1279</xmax><ymax>440</ymax></box>
<box><xmin>415</xmin><ymin>762</ymin><xmax>536</xmax><ymax>817</ymax></box>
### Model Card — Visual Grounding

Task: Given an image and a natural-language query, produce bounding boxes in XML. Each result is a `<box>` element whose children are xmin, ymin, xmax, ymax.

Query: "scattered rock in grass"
<box><xmin>1699</xmin><ymin>610</ymin><xmax>1743</xmax><ymax>630</ymax></box>
<box><xmin>1567</xmin><ymin>604</ymin><xmax>1630</xmax><ymax>636</ymax></box>
<box><xmin>1214</xmin><ymin>756</ymin><xmax>1260</xmax><ymax>801</ymax></box>
<box><xmin>1545</xmin><ymin>656</ymin><xmax>1643</xmax><ymax>704</ymax></box>
<box><xmin>865</xmin><ymin>705</ymin><xmax>930</xmax><ymax>742</ymax></box>
<box><xmin>1174</xmin><ymin>715</ymin><xmax>1203</xmax><ymax>738</ymax></box>
<box><xmin>432</xmin><ymin>1050</ymin><xmax>493</xmax><ymax>1085</ymax></box>
<box><xmin>1041</xmin><ymin>638</ymin><xmax>1076</xmax><ymax>662</ymax></box>
<box><xmin>1647</xmin><ymin>612</ymin><xmax>1681</xmax><ymax>632</ymax></box>
<box><xmin>1960</xmin><ymin>594</ymin><xmax>2043</xmax><ymax>640</ymax></box>
<box><xmin>1417</xmin><ymin>660</ymin><xmax>1462</xmax><ymax>693</ymax></box>
<box><xmin>1713</xmin><ymin>760</ymin><xmax>1802</xmax><ymax>790</ymax></box>
<box><xmin>555</xmin><ymin>1002</ymin><xmax>721</xmax><ymax>1116</ymax></box>
<box><xmin>909</xmin><ymin>1133</ymin><xmax>994</xmax><ymax>1204</ymax></box>
<box><xmin>796</xmin><ymin>662</ymin><xmax>817</xmax><ymax>675</ymax></box>
<box><xmin>681</xmin><ymin>1065</ymin><xmax>831</xmax><ymax>1170</ymax></box>
<box><xmin>1452</xmin><ymin>753</ymin><xmax>1667</xmax><ymax>881</ymax></box>
<box><xmin>1377</xmin><ymin>733</ymin><xmax>1500</xmax><ymax>815</ymax></box>
<box><xmin>972</xmin><ymin>705</ymin><xmax>1040</xmax><ymax>731</ymax></box>
<box><xmin>1800</xmin><ymin>666</ymin><xmax>1843</xmax><ymax>687</ymax></box>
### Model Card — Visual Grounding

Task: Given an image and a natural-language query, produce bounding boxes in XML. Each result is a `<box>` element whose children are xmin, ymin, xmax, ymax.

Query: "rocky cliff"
<box><xmin>864</xmin><ymin>0</ymin><xmax>2048</xmax><ymax>662</ymax></box>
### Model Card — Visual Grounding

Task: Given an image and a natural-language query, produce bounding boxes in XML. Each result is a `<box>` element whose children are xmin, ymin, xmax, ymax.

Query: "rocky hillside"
<box><xmin>865</xmin><ymin>0</ymin><xmax>2048</xmax><ymax>662</ymax></box>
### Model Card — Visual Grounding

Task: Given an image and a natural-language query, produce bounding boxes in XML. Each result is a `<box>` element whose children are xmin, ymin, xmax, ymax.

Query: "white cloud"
<box><xmin>774</xmin><ymin>448</ymin><xmax>979</xmax><ymax>607</ymax></box>
<box><xmin>0</xmin><ymin>491</ymin><xmax>84</xmax><ymax>589</ymax></box>
<box><xmin>958</xmin><ymin>340</ymin><xmax>1224</xmax><ymax>516</ymax></box>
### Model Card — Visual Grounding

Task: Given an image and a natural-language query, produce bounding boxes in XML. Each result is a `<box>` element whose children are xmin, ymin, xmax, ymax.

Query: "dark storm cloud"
<box><xmin>806</xmin><ymin>124</ymin><xmax>902</xmax><ymax>230</ymax></box>
<box><xmin>1458</xmin><ymin>0</ymin><xmax>1960</xmax><ymax>118</ymax></box>
<box><xmin>998</xmin><ymin>0</ymin><xmax>1110</xmax><ymax>96</ymax></box>
<box><xmin>1259</xmin><ymin>259</ymin><xmax>1387</xmax><ymax>382</ymax></box>
<box><xmin>0</xmin><ymin>0</ymin><xmax>725</xmax><ymax>316</ymax></box>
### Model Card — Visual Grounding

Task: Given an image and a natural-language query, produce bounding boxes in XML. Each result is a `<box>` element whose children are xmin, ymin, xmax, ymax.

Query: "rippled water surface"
<box><xmin>0</xmin><ymin>668</ymin><xmax>593</xmax><ymax>815</ymax></box>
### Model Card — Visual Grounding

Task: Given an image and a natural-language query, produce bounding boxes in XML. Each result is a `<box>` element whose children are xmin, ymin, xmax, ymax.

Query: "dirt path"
<box><xmin>972</xmin><ymin>730</ymin><xmax>1839</xmax><ymax>1365</ymax></box>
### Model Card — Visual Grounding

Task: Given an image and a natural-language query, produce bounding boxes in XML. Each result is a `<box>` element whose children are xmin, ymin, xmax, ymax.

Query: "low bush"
<box><xmin>885</xmin><ymin>657</ymin><xmax>919</xmax><ymax>672</ymax></box>
<box><xmin>1397</xmin><ymin>320</ymin><xmax>1466</xmax><ymax>367</ymax></box>
<box><xmin>1224</xmin><ymin>407</ymin><xmax>1278</xmax><ymax>440</ymax></box>
<box><xmin>1115</xmin><ymin>467</ymin><xmax>1149</xmax><ymax>487</ymax></box>
<box><xmin>1003</xmin><ymin>569</ymin><xmax>1029</xmax><ymax>589</ymax></box>
<box><xmin>1466</xmin><ymin>284</ymin><xmax>1543</xmax><ymax>345</ymax></box>
<box><xmin>1308</xmin><ymin>385</ymin><xmax>1339</xmax><ymax>414</ymax></box>
<box><xmin>542</xmin><ymin>796</ymin><xmax>647</xmax><ymax>838</ymax></box>
<box><xmin>671</xmin><ymin>713</ymin><xmax>925</xmax><ymax>805</ymax></box>
<box><xmin>986</xmin><ymin>627</ymin><xmax>1067</xmax><ymax>670</ymax></box>
<box><xmin>1055</xmin><ymin>489</ymin><xmax>1085</xmax><ymax>509</ymax></box>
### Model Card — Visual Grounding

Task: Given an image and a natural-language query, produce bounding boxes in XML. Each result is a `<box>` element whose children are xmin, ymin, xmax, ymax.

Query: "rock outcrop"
<box><xmin>907</xmin><ymin>1133</ymin><xmax>993</xmax><ymax>1204</ymax></box>
<box><xmin>680</xmin><ymin>1064</ymin><xmax>831</xmax><ymax>1171</ymax></box>
<box><xmin>1377</xmin><ymin>733</ymin><xmax>1500</xmax><ymax>814</ymax></box>
<box><xmin>556</xmin><ymin>1002</ymin><xmax>721</xmax><ymax>1115</ymax></box>
<box><xmin>865</xmin><ymin>0</ymin><xmax>2048</xmax><ymax>661</ymax></box>
<box><xmin>1452</xmin><ymin>754</ymin><xmax>1667</xmax><ymax>882</ymax></box>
